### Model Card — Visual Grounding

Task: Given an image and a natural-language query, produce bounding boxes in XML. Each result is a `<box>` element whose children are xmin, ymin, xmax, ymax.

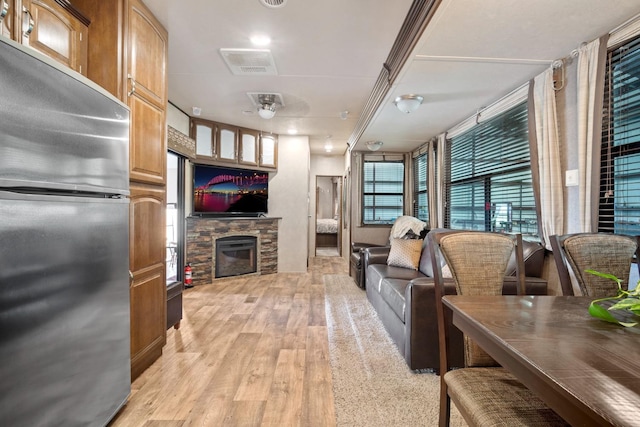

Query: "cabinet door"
<box><xmin>129</xmin><ymin>183</ymin><xmax>166</xmax><ymax>380</ymax></box>
<box><xmin>1</xmin><ymin>0</ymin><xmax>15</xmax><ymax>39</ymax></box>
<box><xmin>192</xmin><ymin>118</ymin><xmax>216</xmax><ymax>159</ymax></box>
<box><xmin>22</xmin><ymin>0</ymin><xmax>88</xmax><ymax>75</ymax></box>
<box><xmin>239</xmin><ymin>128</ymin><xmax>258</xmax><ymax>166</ymax></box>
<box><xmin>216</xmin><ymin>123</ymin><xmax>238</xmax><ymax>163</ymax></box>
<box><xmin>127</xmin><ymin>0</ymin><xmax>166</xmax><ymax>107</ymax></box>
<box><xmin>260</xmin><ymin>134</ymin><xmax>278</xmax><ymax>169</ymax></box>
<box><xmin>127</xmin><ymin>0</ymin><xmax>167</xmax><ymax>185</ymax></box>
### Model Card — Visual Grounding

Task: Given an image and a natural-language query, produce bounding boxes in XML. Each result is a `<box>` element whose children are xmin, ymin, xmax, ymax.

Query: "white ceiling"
<box><xmin>144</xmin><ymin>0</ymin><xmax>640</xmax><ymax>156</ymax></box>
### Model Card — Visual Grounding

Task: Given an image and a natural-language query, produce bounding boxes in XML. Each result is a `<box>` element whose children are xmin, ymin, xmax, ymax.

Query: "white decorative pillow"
<box><xmin>387</xmin><ymin>238</ymin><xmax>423</xmax><ymax>270</ymax></box>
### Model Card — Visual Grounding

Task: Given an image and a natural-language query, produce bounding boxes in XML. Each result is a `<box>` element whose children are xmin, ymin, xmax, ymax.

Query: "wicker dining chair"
<box><xmin>550</xmin><ymin>233</ymin><xmax>639</xmax><ymax>297</ymax></box>
<box><xmin>430</xmin><ymin>231</ymin><xmax>569</xmax><ymax>426</ymax></box>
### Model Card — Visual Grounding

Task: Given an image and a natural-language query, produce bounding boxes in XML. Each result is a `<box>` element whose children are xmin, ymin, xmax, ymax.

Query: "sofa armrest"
<box><xmin>352</xmin><ymin>241</ymin><xmax>384</xmax><ymax>253</ymax></box>
<box><xmin>363</xmin><ymin>246</ymin><xmax>390</xmax><ymax>266</ymax></box>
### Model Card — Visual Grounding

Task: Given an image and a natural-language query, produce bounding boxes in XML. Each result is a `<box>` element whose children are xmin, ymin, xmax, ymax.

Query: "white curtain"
<box><xmin>533</xmin><ymin>70</ymin><xmax>563</xmax><ymax>249</ymax></box>
<box><xmin>576</xmin><ymin>38</ymin><xmax>602</xmax><ymax>232</ymax></box>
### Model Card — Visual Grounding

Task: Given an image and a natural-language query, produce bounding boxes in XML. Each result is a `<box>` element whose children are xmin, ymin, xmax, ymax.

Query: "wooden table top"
<box><xmin>442</xmin><ymin>295</ymin><xmax>640</xmax><ymax>427</ymax></box>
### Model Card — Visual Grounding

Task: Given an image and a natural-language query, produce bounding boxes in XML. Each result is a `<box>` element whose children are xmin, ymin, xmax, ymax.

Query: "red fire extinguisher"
<box><xmin>184</xmin><ymin>263</ymin><xmax>193</xmax><ymax>288</ymax></box>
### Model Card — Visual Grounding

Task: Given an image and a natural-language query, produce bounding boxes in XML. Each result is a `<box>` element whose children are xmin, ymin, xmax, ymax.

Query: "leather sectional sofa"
<box><xmin>363</xmin><ymin>228</ymin><xmax>548</xmax><ymax>372</ymax></box>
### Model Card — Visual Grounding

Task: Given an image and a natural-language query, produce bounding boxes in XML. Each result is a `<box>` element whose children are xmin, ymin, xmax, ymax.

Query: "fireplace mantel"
<box><xmin>186</xmin><ymin>216</ymin><xmax>280</xmax><ymax>286</ymax></box>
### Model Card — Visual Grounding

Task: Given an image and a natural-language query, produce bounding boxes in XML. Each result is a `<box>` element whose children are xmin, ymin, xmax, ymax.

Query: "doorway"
<box><xmin>166</xmin><ymin>152</ymin><xmax>184</xmax><ymax>282</ymax></box>
<box><xmin>315</xmin><ymin>175</ymin><xmax>342</xmax><ymax>257</ymax></box>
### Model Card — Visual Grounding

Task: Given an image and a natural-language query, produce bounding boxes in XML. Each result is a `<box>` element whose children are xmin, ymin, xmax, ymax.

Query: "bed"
<box><xmin>316</xmin><ymin>218</ymin><xmax>338</xmax><ymax>247</ymax></box>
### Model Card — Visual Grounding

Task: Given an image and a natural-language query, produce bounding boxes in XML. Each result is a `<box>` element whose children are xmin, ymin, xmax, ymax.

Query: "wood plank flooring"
<box><xmin>109</xmin><ymin>256</ymin><xmax>347</xmax><ymax>427</ymax></box>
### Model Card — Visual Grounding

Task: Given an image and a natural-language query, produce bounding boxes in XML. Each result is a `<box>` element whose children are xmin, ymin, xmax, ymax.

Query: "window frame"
<box><xmin>361</xmin><ymin>156</ymin><xmax>405</xmax><ymax>225</ymax></box>
<box><xmin>444</xmin><ymin>101</ymin><xmax>539</xmax><ymax>238</ymax></box>
<box><xmin>599</xmin><ymin>35</ymin><xmax>640</xmax><ymax>235</ymax></box>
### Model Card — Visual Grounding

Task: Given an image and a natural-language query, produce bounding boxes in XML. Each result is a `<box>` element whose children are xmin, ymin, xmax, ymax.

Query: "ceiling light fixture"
<box><xmin>366</xmin><ymin>141</ymin><xmax>383</xmax><ymax>151</ymax></box>
<box><xmin>394</xmin><ymin>94</ymin><xmax>423</xmax><ymax>114</ymax></box>
<box><xmin>257</xmin><ymin>94</ymin><xmax>278</xmax><ymax>119</ymax></box>
<box><xmin>250</xmin><ymin>34</ymin><xmax>271</xmax><ymax>47</ymax></box>
<box><xmin>192</xmin><ymin>106</ymin><xmax>202</xmax><ymax>116</ymax></box>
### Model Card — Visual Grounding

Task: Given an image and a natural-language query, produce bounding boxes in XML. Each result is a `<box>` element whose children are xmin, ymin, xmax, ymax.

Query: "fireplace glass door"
<box><xmin>215</xmin><ymin>236</ymin><xmax>257</xmax><ymax>278</ymax></box>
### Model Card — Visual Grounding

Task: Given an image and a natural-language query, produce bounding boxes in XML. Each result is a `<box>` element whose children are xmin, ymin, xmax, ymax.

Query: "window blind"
<box><xmin>599</xmin><ymin>35</ymin><xmax>640</xmax><ymax>235</ymax></box>
<box><xmin>363</xmin><ymin>158</ymin><xmax>404</xmax><ymax>224</ymax></box>
<box><xmin>445</xmin><ymin>102</ymin><xmax>538</xmax><ymax>238</ymax></box>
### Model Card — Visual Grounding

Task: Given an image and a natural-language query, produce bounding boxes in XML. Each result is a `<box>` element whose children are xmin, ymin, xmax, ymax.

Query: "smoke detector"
<box><xmin>220</xmin><ymin>48</ymin><xmax>278</xmax><ymax>76</ymax></box>
<box><xmin>259</xmin><ymin>0</ymin><xmax>287</xmax><ymax>8</ymax></box>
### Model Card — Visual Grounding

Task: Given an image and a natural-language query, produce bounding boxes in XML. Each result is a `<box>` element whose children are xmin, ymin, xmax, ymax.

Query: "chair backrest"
<box><xmin>431</xmin><ymin>231</ymin><xmax>525</xmax><ymax>369</ymax></box>
<box><xmin>551</xmin><ymin>233</ymin><xmax>639</xmax><ymax>297</ymax></box>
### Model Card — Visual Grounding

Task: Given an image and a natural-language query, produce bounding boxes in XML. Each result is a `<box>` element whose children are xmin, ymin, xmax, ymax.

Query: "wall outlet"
<box><xmin>565</xmin><ymin>169</ymin><xmax>579</xmax><ymax>187</ymax></box>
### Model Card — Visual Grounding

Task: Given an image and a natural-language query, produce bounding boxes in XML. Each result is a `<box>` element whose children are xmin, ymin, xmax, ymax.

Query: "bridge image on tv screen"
<box><xmin>193</xmin><ymin>165</ymin><xmax>269</xmax><ymax>214</ymax></box>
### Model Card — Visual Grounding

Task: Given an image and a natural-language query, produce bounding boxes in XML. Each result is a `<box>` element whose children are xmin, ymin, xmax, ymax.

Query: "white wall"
<box><xmin>269</xmin><ymin>135</ymin><xmax>310</xmax><ymax>272</ymax></box>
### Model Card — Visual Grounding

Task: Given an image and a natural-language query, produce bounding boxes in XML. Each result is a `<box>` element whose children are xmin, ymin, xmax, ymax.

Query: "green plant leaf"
<box><xmin>585</xmin><ymin>269</ymin><xmax>623</xmax><ymax>285</ymax></box>
<box><xmin>609</xmin><ymin>297</ymin><xmax>640</xmax><ymax>311</ymax></box>
<box><xmin>589</xmin><ymin>301</ymin><xmax>638</xmax><ymax>327</ymax></box>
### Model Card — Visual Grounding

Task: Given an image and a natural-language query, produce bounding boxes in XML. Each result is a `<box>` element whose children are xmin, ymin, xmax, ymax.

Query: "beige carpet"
<box><xmin>324</xmin><ymin>274</ymin><xmax>466</xmax><ymax>427</ymax></box>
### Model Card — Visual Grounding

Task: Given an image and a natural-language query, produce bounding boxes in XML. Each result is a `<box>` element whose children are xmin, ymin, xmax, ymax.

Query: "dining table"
<box><xmin>442</xmin><ymin>295</ymin><xmax>640</xmax><ymax>427</ymax></box>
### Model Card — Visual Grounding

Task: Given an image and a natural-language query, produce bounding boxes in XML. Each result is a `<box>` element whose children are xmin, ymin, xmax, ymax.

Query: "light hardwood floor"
<box><xmin>109</xmin><ymin>256</ymin><xmax>347</xmax><ymax>427</ymax></box>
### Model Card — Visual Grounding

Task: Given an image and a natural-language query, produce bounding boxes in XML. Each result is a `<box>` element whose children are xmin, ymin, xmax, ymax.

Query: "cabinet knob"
<box><xmin>127</xmin><ymin>74</ymin><xmax>136</xmax><ymax>97</ymax></box>
<box><xmin>22</xmin><ymin>7</ymin><xmax>34</xmax><ymax>38</ymax></box>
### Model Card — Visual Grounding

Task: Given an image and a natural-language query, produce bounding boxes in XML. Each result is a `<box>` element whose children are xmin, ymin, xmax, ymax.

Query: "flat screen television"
<box><xmin>193</xmin><ymin>164</ymin><xmax>269</xmax><ymax>215</ymax></box>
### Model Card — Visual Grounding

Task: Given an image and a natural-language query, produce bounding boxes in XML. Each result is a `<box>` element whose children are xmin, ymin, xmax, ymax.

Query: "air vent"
<box><xmin>259</xmin><ymin>0</ymin><xmax>287</xmax><ymax>8</ymax></box>
<box><xmin>219</xmin><ymin>49</ymin><xmax>278</xmax><ymax>76</ymax></box>
<box><xmin>247</xmin><ymin>92</ymin><xmax>285</xmax><ymax>108</ymax></box>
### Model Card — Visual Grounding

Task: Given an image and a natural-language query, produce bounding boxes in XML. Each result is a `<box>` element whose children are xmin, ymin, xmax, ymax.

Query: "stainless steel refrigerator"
<box><xmin>0</xmin><ymin>37</ymin><xmax>131</xmax><ymax>426</ymax></box>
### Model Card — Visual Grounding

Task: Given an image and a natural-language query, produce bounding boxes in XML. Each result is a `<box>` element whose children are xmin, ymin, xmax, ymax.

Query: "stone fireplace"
<box><xmin>186</xmin><ymin>217</ymin><xmax>279</xmax><ymax>286</ymax></box>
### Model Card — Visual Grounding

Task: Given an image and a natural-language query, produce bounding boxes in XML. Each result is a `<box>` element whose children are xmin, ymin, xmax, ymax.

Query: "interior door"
<box><xmin>315</xmin><ymin>175</ymin><xmax>342</xmax><ymax>256</ymax></box>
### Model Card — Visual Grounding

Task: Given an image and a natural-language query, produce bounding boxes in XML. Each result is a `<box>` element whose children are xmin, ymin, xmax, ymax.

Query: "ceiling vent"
<box><xmin>259</xmin><ymin>0</ymin><xmax>287</xmax><ymax>9</ymax></box>
<box><xmin>247</xmin><ymin>92</ymin><xmax>285</xmax><ymax>108</ymax></box>
<box><xmin>220</xmin><ymin>49</ymin><xmax>278</xmax><ymax>76</ymax></box>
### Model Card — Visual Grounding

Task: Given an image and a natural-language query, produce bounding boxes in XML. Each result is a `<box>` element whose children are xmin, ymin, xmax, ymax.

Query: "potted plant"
<box><xmin>586</xmin><ymin>270</ymin><xmax>640</xmax><ymax>327</ymax></box>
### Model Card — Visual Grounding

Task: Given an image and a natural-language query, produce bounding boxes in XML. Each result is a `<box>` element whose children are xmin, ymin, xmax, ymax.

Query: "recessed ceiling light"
<box><xmin>287</xmin><ymin>128</ymin><xmax>298</xmax><ymax>135</ymax></box>
<box><xmin>250</xmin><ymin>34</ymin><xmax>271</xmax><ymax>47</ymax></box>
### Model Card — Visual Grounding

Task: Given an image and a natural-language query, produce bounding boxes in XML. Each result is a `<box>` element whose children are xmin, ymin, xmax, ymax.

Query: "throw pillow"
<box><xmin>387</xmin><ymin>238</ymin><xmax>423</xmax><ymax>270</ymax></box>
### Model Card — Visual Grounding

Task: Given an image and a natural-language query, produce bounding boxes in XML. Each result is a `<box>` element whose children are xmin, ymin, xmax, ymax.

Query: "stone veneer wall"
<box><xmin>186</xmin><ymin>217</ymin><xmax>279</xmax><ymax>286</ymax></box>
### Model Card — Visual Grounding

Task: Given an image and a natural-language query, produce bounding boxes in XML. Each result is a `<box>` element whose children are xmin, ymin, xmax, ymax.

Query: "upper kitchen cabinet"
<box><xmin>74</xmin><ymin>0</ymin><xmax>168</xmax><ymax>185</ymax></box>
<box><xmin>192</xmin><ymin>118</ymin><xmax>216</xmax><ymax>159</ymax></box>
<box><xmin>190</xmin><ymin>116</ymin><xmax>278</xmax><ymax>170</ymax></box>
<box><xmin>1</xmin><ymin>0</ymin><xmax>89</xmax><ymax>76</ymax></box>
<box><xmin>216</xmin><ymin>123</ymin><xmax>238</xmax><ymax>164</ymax></box>
<box><xmin>1</xmin><ymin>0</ymin><xmax>16</xmax><ymax>39</ymax></box>
<box><xmin>260</xmin><ymin>134</ymin><xmax>278</xmax><ymax>169</ymax></box>
<box><xmin>239</xmin><ymin>128</ymin><xmax>258</xmax><ymax>166</ymax></box>
<box><xmin>125</xmin><ymin>0</ymin><xmax>167</xmax><ymax>185</ymax></box>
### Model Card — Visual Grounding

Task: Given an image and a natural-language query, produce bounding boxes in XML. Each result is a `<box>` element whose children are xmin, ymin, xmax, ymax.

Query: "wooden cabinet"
<box><xmin>239</xmin><ymin>128</ymin><xmax>258</xmax><ymax>166</ymax></box>
<box><xmin>260</xmin><ymin>133</ymin><xmax>278</xmax><ymax>169</ymax></box>
<box><xmin>0</xmin><ymin>0</ymin><xmax>89</xmax><ymax>75</ymax></box>
<box><xmin>216</xmin><ymin>123</ymin><xmax>237</xmax><ymax>163</ymax></box>
<box><xmin>1</xmin><ymin>0</ymin><xmax>15</xmax><ymax>39</ymax></box>
<box><xmin>74</xmin><ymin>0</ymin><xmax>168</xmax><ymax>381</ymax></box>
<box><xmin>193</xmin><ymin>118</ymin><xmax>215</xmax><ymax>158</ymax></box>
<box><xmin>129</xmin><ymin>183</ymin><xmax>166</xmax><ymax>379</ymax></box>
<box><xmin>191</xmin><ymin>117</ymin><xmax>278</xmax><ymax>170</ymax></box>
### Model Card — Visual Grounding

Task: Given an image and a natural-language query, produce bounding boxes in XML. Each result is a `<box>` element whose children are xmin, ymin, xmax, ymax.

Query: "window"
<box><xmin>445</xmin><ymin>102</ymin><xmax>538</xmax><ymax>238</ymax></box>
<box><xmin>600</xmin><ymin>35</ymin><xmax>640</xmax><ymax>235</ymax></box>
<box><xmin>362</xmin><ymin>156</ymin><xmax>404</xmax><ymax>224</ymax></box>
<box><xmin>412</xmin><ymin>152</ymin><xmax>428</xmax><ymax>222</ymax></box>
